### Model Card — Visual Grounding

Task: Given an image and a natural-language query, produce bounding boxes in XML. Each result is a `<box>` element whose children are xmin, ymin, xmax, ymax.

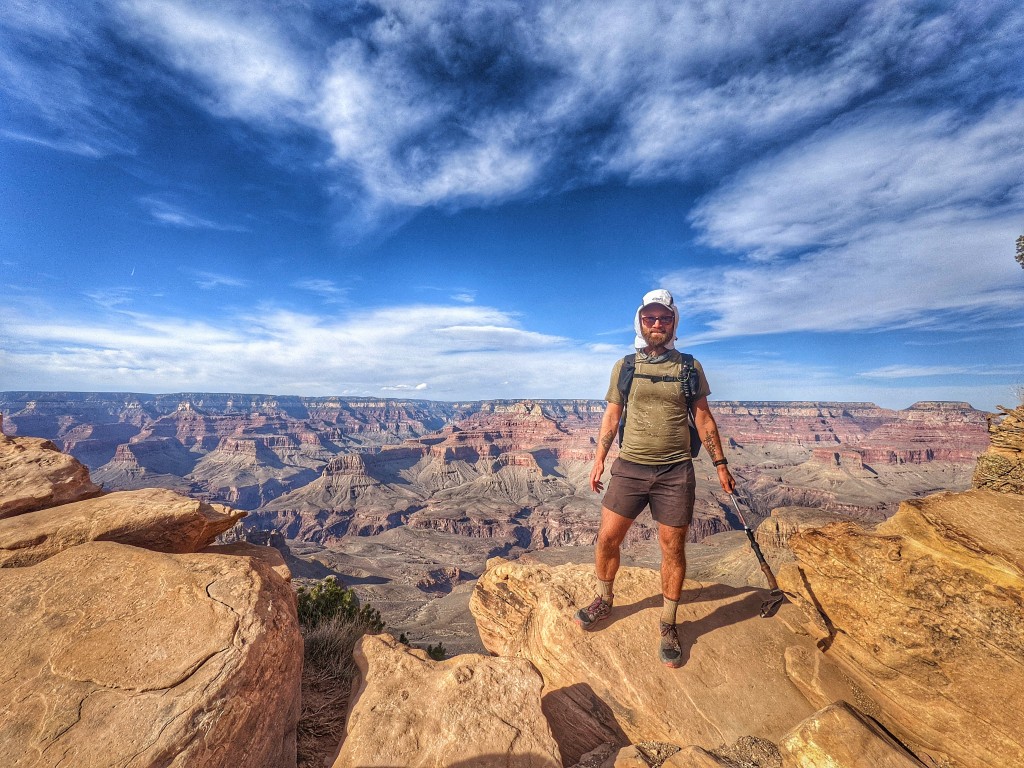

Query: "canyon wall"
<box><xmin>0</xmin><ymin>394</ymin><xmax>989</xmax><ymax>558</ymax></box>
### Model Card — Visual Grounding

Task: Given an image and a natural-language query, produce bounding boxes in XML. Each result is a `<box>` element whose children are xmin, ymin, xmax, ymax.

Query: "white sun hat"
<box><xmin>633</xmin><ymin>288</ymin><xmax>680</xmax><ymax>349</ymax></box>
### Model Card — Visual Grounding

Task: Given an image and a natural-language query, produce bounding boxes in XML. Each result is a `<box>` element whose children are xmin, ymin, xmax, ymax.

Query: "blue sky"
<box><xmin>1</xmin><ymin>0</ymin><xmax>1022</xmax><ymax>410</ymax></box>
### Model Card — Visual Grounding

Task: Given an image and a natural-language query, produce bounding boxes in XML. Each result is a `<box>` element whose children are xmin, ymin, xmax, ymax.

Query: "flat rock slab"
<box><xmin>781</xmin><ymin>701</ymin><xmax>924</xmax><ymax>767</ymax></box>
<box><xmin>0</xmin><ymin>488</ymin><xmax>246</xmax><ymax>567</ymax></box>
<box><xmin>0</xmin><ymin>430</ymin><xmax>100</xmax><ymax>519</ymax></box>
<box><xmin>0</xmin><ymin>540</ymin><xmax>302</xmax><ymax>768</ymax></box>
<box><xmin>470</xmin><ymin>560</ymin><xmax>861</xmax><ymax>766</ymax></box>
<box><xmin>335</xmin><ymin>633</ymin><xmax>561</xmax><ymax>768</ymax></box>
<box><xmin>779</xmin><ymin>488</ymin><xmax>1024</xmax><ymax>767</ymax></box>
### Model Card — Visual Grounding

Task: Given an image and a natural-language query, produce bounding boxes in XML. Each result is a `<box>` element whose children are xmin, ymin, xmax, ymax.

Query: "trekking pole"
<box><xmin>728</xmin><ymin>492</ymin><xmax>785</xmax><ymax>618</ymax></box>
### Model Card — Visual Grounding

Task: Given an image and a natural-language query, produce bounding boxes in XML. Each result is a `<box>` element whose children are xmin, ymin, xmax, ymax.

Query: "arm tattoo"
<box><xmin>599</xmin><ymin>430</ymin><xmax>615</xmax><ymax>452</ymax></box>
<box><xmin>702</xmin><ymin>427</ymin><xmax>723</xmax><ymax>460</ymax></box>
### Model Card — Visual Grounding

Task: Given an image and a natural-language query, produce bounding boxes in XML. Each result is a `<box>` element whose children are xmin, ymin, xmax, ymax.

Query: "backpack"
<box><xmin>616</xmin><ymin>352</ymin><xmax>703</xmax><ymax>457</ymax></box>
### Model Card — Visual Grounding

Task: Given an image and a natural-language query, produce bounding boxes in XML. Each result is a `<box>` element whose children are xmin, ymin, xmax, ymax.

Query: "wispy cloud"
<box><xmin>141</xmin><ymin>196</ymin><xmax>248</xmax><ymax>231</ymax></box>
<box><xmin>665</xmin><ymin>98</ymin><xmax>1024</xmax><ymax>339</ymax></box>
<box><xmin>381</xmin><ymin>382</ymin><xmax>428</xmax><ymax>392</ymax></box>
<box><xmin>0</xmin><ymin>302</ymin><xmax>606</xmax><ymax>399</ymax></box>
<box><xmin>859</xmin><ymin>364</ymin><xmax>1024</xmax><ymax>380</ymax></box>
<box><xmin>293</xmin><ymin>279</ymin><xmax>347</xmax><ymax>302</ymax></box>
<box><xmin>115</xmin><ymin>0</ymin><xmax>312</xmax><ymax>123</ymax></box>
<box><xmin>4</xmin><ymin>0</ymin><xmax>1022</xmax><ymax>224</ymax></box>
<box><xmin>191</xmin><ymin>271</ymin><xmax>249</xmax><ymax>290</ymax></box>
<box><xmin>1</xmin><ymin>129</ymin><xmax>103</xmax><ymax>157</ymax></box>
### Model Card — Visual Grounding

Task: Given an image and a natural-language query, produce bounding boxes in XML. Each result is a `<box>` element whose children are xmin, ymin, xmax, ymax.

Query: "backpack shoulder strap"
<box><xmin>678</xmin><ymin>352</ymin><xmax>697</xmax><ymax>407</ymax></box>
<box><xmin>616</xmin><ymin>354</ymin><xmax>636</xmax><ymax>446</ymax></box>
<box><xmin>617</xmin><ymin>354</ymin><xmax>637</xmax><ymax>402</ymax></box>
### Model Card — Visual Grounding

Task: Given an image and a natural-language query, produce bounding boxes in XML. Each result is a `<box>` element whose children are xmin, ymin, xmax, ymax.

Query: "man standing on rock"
<box><xmin>575</xmin><ymin>288</ymin><xmax>735</xmax><ymax>668</ymax></box>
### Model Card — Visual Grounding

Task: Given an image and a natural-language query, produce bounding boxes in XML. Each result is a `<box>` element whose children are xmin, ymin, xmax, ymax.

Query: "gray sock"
<box><xmin>661</xmin><ymin>596</ymin><xmax>679</xmax><ymax>626</ymax></box>
<box><xmin>598</xmin><ymin>579</ymin><xmax>614</xmax><ymax>603</ymax></box>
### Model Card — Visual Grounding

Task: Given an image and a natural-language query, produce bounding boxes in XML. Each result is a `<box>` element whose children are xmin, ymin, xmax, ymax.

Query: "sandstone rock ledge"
<box><xmin>779</xmin><ymin>488</ymin><xmax>1024</xmax><ymax>767</ymax></box>
<box><xmin>334</xmin><ymin>633</ymin><xmax>561</xmax><ymax>767</ymax></box>
<box><xmin>0</xmin><ymin>428</ymin><xmax>302</xmax><ymax>768</ymax></box>
<box><xmin>0</xmin><ymin>414</ymin><xmax>100</xmax><ymax>519</ymax></box>
<box><xmin>468</xmin><ymin>560</ymin><xmax>867</xmax><ymax>766</ymax></box>
<box><xmin>0</xmin><ymin>541</ymin><xmax>302</xmax><ymax>768</ymax></box>
<box><xmin>0</xmin><ymin>487</ymin><xmax>246</xmax><ymax>567</ymax></box>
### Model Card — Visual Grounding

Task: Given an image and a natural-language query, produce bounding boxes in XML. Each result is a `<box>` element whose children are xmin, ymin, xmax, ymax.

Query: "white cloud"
<box><xmin>859</xmin><ymin>364</ymin><xmax>1024</xmax><ymax>380</ymax></box>
<box><xmin>293</xmin><ymin>279</ymin><xmax>347</xmax><ymax>302</ymax></box>
<box><xmin>0</xmin><ymin>302</ymin><xmax>616</xmax><ymax>399</ymax></box>
<box><xmin>192</xmin><ymin>271</ymin><xmax>249</xmax><ymax>290</ymax></box>
<box><xmin>693</xmin><ymin>102</ymin><xmax>1024</xmax><ymax>259</ymax></box>
<box><xmin>141</xmin><ymin>197</ymin><xmax>248</xmax><ymax>231</ymax></box>
<box><xmin>0</xmin><ymin>129</ymin><xmax>103</xmax><ymax>157</ymax></box>
<box><xmin>667</xmin><ymin>99</ymin><xmax>1024</xmax><ymax>339</ymax></box>
<box><xmin>667</xmin><ymin>212</ymin><xmax>1024</xmax><ymax>339</ymax></box>
<box><xmin>114</xmin><ymin>0</ymin><xmax>311</xmax><ymax>123</ymax></box>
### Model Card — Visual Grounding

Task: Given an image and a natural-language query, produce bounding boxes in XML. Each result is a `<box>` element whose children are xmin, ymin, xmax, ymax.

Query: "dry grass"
<box><xmin>296</xmin><ymin>615</ymin><xmax>380</xmax><ymax>768</ymax></box>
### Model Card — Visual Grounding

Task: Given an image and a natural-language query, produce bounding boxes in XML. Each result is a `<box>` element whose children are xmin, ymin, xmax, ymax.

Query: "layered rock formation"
<box><xmin>0</xmin><ymin>413</ymin><xmax>100</xmax><ymax>518</ymax></box>
<box><xmin>973</xmin><ymin>402</ymin><xmax>1024</xmax><ymax>494</ymax></box>
<box><xmin>778</xmin><ymin>488</ymin><xmax>1024</xmax><ymax>767</ymax></box>
<box><xmin>2</xmin><ymin>392</ymin><xmax>991</xmax><ymax>653</ymax></box>
<box><xmin>0</xmin><ymin>487</ymin><xmax>245</xmax><ymax>567</ymax></box>
<box><xmin>0</xmin><ymin>427</ymin><xmax>302</xmax><ymax>768</ymax></box>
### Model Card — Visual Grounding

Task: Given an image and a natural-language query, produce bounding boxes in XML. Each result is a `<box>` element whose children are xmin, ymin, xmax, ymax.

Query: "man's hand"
<box><xmin>590</xmin><ymin>459</ymin><xmax>606</xmax><ymax>493</ymax></box>
<box><xmin>717</xmin><ymin>464</ymin><xmax>736</xmax><ymax>494</ymax></box>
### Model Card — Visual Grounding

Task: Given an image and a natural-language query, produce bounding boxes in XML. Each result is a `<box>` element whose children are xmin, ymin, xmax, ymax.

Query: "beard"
<box><xmin>641</xmin><ymin>326</ymin><xmax>672</xmax><ymax>348</ymax></box>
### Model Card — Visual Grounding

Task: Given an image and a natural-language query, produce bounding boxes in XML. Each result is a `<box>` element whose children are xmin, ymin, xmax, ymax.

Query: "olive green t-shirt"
<box><xmin>605</xmin><ymin>351</ymin><xmax>711</xmax><ymax>465</ymax></box>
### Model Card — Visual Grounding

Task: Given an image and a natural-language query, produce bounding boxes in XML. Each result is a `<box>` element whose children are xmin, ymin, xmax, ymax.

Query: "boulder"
<box><xmin>334</xmin><ymin>633</ymin><xmax>561</xmax><ymax>768</ymax></box>
<box><xmin>778</xmin><ymin>489</ymin><xmax>1024</xmax><ymax>767</ymax></box>
<box><xmin>469</xmin><ymin>560</ymin><xmax>864</xmax><ymax>766</ymax></box>
<box><xmin>0</xmin><ymin>540</ymin><xmax>302</xmax><ymax>768</ymax></box>
<box><xmin>780</xmin><ymin>701</ymin><xmax>924</xmax><ymax>767</ymax></box>
<box><xmin>0</xmin><ymin>488</ymin><xmax>247</xmax><ymax>567</ymax></box>
<box><xmin>973</xmin><ymin>403</ymin><xmax>1024</xmax><ymax>494</ymax></box>
<box><xmin>0</xmin><ymin>422</ymin><xmax>100</xmax><ymax>519</ymax></box>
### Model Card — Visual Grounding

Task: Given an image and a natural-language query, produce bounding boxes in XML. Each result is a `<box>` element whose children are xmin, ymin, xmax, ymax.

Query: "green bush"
<box><xmin>296</xmin><ymin>576</ymin><xmax>384</xmax><ymax>632</ymax></box>
<box><xmin>425</xmin><ymin>642</ymin><xmax>447</xmax><ymax>661</ymax></box>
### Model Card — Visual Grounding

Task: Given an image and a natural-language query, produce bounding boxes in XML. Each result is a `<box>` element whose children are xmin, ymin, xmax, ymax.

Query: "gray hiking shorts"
<box><xmin>603</xmin><ymin>457</ymin><xmax>696</xmax><ymax>528</ymax></box>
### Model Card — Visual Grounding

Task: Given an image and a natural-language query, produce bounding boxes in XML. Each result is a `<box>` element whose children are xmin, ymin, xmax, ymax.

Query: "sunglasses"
<box><xmin>640</xmin><ymin>315</ymin><xmax>675</xmax><ymax>327</ymax></box>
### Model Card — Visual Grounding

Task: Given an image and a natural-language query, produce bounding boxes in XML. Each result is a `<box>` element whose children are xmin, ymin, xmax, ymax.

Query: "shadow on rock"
<box><xmin>542</xmin><ymin>681</ymin><xmax>630</xmax><ymax>766</ymax></box>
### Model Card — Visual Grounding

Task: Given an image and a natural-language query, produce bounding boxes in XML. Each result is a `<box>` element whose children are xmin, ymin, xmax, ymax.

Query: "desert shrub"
<box><xmin>398</xmin><ymin>632</ymin><xmax>445</xmax><ymax>660</ymax></box>
<box><xmin>296</xmin><ymin>576</ymin><xmax>384</xmax><ymax>631</ymax></box>
<box><xmin>425</xmin><ymin>642</ymin><xmax>447</xmax><ymax>661</ymax></box>
<box><xmin>303</xmin><ymin>612</ymin><xmax>382</xmax><ymax>680</ymax></box>
<box><xmin>296</xmin><ymin>578</ymin><xmax>386</xmax><ymax>767</ymax></box>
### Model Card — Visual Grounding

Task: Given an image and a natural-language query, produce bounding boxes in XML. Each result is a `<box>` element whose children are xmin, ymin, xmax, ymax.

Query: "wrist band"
<box><xmin>713</xmin><ymin>459</ymin><xmax>728</xmax><ymax>467</ymax></box>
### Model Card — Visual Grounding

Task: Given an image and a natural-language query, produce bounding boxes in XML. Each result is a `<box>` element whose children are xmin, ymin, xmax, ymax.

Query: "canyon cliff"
<box><xmin>335</xmin><ymin>426</ymin><xmax>1024</xmax><ymax>767</ymax></box>
<box><xmin>1</xmin><ymin>403</ymin><xmax>1019</xmax><ymax>767</ymax></box>
<box><xmin>0</xmin><ymin>416</ymin><xmax>302</xmax><ymax>768</ymax></box>
<box><xmin>1</xmin><ymin>393</ymin><xmax>991</xmax><ymax>653</ymax></box>
<box><xmin>0</xmin><ymin>393</ymin><xmax>989</xmax><ymax>543</ymax></box>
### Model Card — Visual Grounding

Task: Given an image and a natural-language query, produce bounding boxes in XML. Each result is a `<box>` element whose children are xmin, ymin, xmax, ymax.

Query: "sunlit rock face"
<box><xmin>778</xmin><ymin>487</ymin><xmax>1024</xmax><ymax>768</ymax></box>
<box><xmin>334</xmin><ymin>634</ymin><xmax>561</xmax><ymax>768</ymax></box>
<box><xmin>0</xmin><ymin>413</ymin><xmax>101</xmax><ymax>519</ymax></box>
<box><xmin>0</xmin><ymin>426</ymin><xmax>302</xmax><ymax>768</ymax></box>
<box><xmin>973</xmin><ymin>402</ymin><xmax>1024</xmax><ymax>495</ymax></box>
<box><xmin>468</xmin><ymin>558</ymin><xmax>867</xmax><ymax>766</ymax></box>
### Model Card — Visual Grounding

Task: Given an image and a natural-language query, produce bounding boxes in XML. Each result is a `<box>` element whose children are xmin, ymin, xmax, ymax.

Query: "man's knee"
<box><xmin>658</xmin><ymin>524</ymin><xmax>688</xmax><ymax>557</ymax></box>
<box><xmin>598</xmin><ymin>507</ymin><xmax>633</xmax><ymax>549</ymax></box>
